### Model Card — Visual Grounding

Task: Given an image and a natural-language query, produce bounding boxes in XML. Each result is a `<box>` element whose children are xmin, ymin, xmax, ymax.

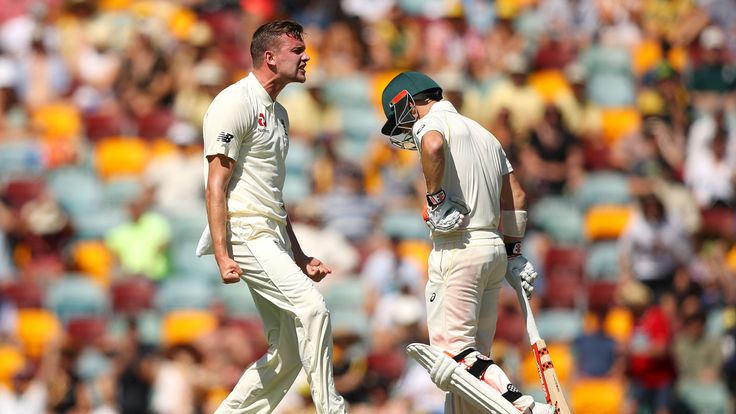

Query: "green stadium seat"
<box><xmin>45</xmin><ymin>276</ymin><xmax>109</xmax><ymax>325</ymax></box>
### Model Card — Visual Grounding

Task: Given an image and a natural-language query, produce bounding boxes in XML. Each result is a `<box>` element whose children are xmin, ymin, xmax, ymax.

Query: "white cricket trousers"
<box><xmin>425</xmin><ymin>230</ymin><xmax>507</xmax><ymax>356</ymax></box>
<box><xmin>426</xmin><ymin>231</ymin><xmax>509</xmax><ymax>414</ymax></box>
<box><xmin>214</xmin><ymin>237</ymin><xmax>346</xmax><ymax>414</ymax></box>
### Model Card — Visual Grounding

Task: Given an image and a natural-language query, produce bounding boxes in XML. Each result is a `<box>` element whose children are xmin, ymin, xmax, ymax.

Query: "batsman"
<box><xmin>380</xmin><ymin>72</ymin><xmax>554</xmax><ymax>414</ymax></box>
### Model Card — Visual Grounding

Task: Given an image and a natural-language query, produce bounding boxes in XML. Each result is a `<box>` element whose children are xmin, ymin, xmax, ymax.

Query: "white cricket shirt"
<box><xmin>413</xmin><ymin>100</ymin><xmax>512</xmax><ymax>235</ymax></box>
<box><xmin>202</xmin><ymin>72</ymin><xmax>290</xmax><ymax>242</ymax></box>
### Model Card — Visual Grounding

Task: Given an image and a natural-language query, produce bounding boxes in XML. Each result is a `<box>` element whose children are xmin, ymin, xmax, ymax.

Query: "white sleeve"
<box><xmin>202</xmin><ymin>91</ymin><xmax>253</xmax><ymax>160</ymax></box>
<box><xmin>413</xmin><ymin>116</ymin><xmax>445</xmax><ymax>146</ymax></box>
<box><xmin>500</xmin><ymin>146</ymin><xmax>513</xmax><ymax>174</ymax></box>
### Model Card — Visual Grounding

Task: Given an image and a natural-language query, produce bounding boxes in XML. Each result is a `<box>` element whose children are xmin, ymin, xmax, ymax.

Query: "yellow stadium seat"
<box><xmin>371</xmin><ymin>70</ymin><xmax>403</xmax><ymax>112</ymax></box>
<box><xmin>168</xmin><ymin>7</ymin><xmax>197</xmax><ymax>40</ymax></box>
<box><xmin>520</xmin><ymin>342</ymin><xmax>573</xmax><ymax>387</ymax></box>
<box><xmin>667</xmin><ymin>47</ymin><xmax>687</xmax><ymax>72</ymax></box>
<box><xmin>399</xmin><ymin>240</ymin><xmax>431</xmax><ymax>275</ymax></box>
<box><xmin>0</xmin><ymin>345</ymin><xmax>25</xmax><ymax>388</ymax></box>
<box><xmin>95</xmin><ymin>136</ymin><xmax>151</xmax><ymax>180</ymax></box>
<box><xmin>604</xmin><ymin>306</ymin><xmax>634</xmax><ymax>343</ymax></box>
<box><xmin>584</xmin><ymin>204</ymin><xmax>632</xmax><ymax>241</ymax></box>
<box><xmin>15</xmin><ymin>309</ymin><xmax>62</xmax><ymax>358</ymax></box>
<box><xmin>31</xmin><ymin>102</ymin><xmax>82</xmax><ymax>141</ymax></box>
<box><xmin>600</xmin><ymin>107</ymin><xmax>641</xmax><ymax>145</ymax></box>
<box><xmin>72</xmin><ymin>240</ymin><xmax>114</xmax><ymax>286</ymax></box>
<box><xmin>725</xmin><ymin>246</ymin><xmax>736</xmax><ymax>272</ymax></box>
<box><xmin>528</xmin><ymin>70</ymin><xmax>571</xmax><ymax>103</ymax></box>
<box><xmin>162</xmin><ymin>310</ymin><xmax>217</xmax><ymax>346</ymax></box>
<box><xmin>632</xmin><ymin>40</ymin><xmax>662</xmax><ymax>76</ymax></box>
<box><xmin>150</xmin><ymin>137</ymin><xmax>179</xmax><ymax>158</ymax></box>
<box><xmin>571</xmin><ymin>378</ymin><xmax>625</xmax><ymax>414</ymax></box>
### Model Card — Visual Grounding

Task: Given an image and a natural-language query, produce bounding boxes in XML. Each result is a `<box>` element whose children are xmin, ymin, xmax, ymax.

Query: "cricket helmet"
<box><xmin>380</xmin><ymin>71</ymin><xmax>442</xmax><ymax>150</ymax></box>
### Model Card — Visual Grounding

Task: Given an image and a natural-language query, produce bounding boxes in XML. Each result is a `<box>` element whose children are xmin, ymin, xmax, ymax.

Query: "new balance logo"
<box><xmin>217</xmin><ymin>132</ymin><xmax>234</xmax><ymax>143</ymax></box>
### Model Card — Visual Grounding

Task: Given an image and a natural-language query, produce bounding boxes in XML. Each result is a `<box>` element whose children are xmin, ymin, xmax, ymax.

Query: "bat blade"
<box><xmin>532</xmin><ymin>340</ymin><xmax>572</xmax><ymax>414</ymax></box>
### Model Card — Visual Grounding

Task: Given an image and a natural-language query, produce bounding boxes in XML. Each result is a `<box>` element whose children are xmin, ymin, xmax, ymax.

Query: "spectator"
<box><xmin>105</xmin><ymin>193</ymin><xmax>171</xmax><ymax>281</ymax></box>
<box><xmin>619</xmin><ymin>281</ymin><xmax>677</xmax><ymax>414</ymax></box>
<box><xmin>572</xmin><ymin>310</ymin><xmax>624</xmax><ymax>379</ymax></box>
<box><xmin>684</xmin><ymin>125</ymin><xmax>736</xmax><ymax>208</ymax></box>
<box><xmin>619</xmin><ymin>193</ymin><xmax>693</xmax><ymax>300</ymax></box>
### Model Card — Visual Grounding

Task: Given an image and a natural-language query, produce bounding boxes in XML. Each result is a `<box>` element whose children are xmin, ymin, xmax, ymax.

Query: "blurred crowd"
<box><xmin>0</xmin><ymin>0</ymin><xmax>735</xmax><ymax>413</ymax></box>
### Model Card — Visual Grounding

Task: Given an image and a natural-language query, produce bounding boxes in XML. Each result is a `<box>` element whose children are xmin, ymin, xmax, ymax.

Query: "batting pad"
<box><xmin>406</xmin><ymin>343</ymin><xmax>519</xmax><ymax>414</ymax></box>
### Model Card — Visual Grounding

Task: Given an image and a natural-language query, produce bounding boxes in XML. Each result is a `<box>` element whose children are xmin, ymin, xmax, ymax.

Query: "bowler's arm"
<box><xmin>205</xmin><ymin>154</ymin><xmax>241</xmax><ymax>283</ymax></box>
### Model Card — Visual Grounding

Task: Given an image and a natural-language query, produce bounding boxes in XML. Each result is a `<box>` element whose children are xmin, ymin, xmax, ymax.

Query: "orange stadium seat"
<box><xmin>603</xmin><ymin>306</ymin><xmax>634</xmax><ymax>343</ymax></box>
<box><xmin>600</xmin><ymin>107</ymin><xmax>641</xmax><ymax>145</ymax></box>
<box><xmin>632</xmin><ymin>40</ymin><xmax>662</xmax><ymax>76</ymax></box>
<box><xmin>71</xmin><ymin>240</ymin><xmax>114</xmax><ymax>286</ymax></box>
<box><xmin>162</xmin><ymin>309</ymin><xmax>218</xmax><ymax>346</ymax></box>
<box><xmin>31</xmin><ymin>102</ymin><xmax>82</xmax><ymax>141</ymax></box>
<box><xmin>584</xmin><ymin>204</ymin><xmax>632</xmax><ymax>241</ymax></box>
<box><xmin>95</xmin><ymin>136</ymin><xmax>151</xmax><ymax>180</ymax></box>
<box><xmin>571</xmin><ymin>378</ymin><xmax>624</xmax><ymax>414</ymax></box>
<box><xmin>15</xmin><ymin>309</ymin><xmax>62</xmax><ymax>358</ymax></box>
<box><xmin>528</xmin><ymin>70</ymin><xmax>571</xmax><ymax>103</ymax></box>
<box><xmin>0</xmin><ymin>345</ymin><xmax>25</xmax><ymax>388</ymax></box>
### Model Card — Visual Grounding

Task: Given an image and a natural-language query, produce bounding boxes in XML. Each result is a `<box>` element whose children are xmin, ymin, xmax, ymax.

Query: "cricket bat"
<box><xmin>512</xmin><ymin>283</ymin><xmax>572</xmax><ymax>414</ymax></box>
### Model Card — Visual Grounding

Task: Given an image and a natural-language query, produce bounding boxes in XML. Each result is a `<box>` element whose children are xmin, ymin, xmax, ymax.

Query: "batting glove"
<box><xmin>504</xmin><ymin>242</ymin><xmax>537</xmax><ymax>299</ymax></box>
<box><xmin>425</xmin><ymin>190</ymin><xmax>469</xmax><ymax>233</ymax></box>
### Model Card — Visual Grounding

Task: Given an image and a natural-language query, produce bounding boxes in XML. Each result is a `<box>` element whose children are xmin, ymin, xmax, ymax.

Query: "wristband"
<box><xmin>505</xmin><ymin>242</ymin><xmax>522</xmax><ymax>257</ymax></box>
<box><xmin>426</xmin><ymin>189</ymin><xmax>446</xmax><ymax>208</ymax></box>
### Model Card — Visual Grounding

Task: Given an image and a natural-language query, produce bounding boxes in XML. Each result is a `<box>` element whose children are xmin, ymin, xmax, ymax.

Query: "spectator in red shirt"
<box><xmin>619</xmin><ymin>281</ymin><xmax>676</xmax><ymax>414</ymax></box>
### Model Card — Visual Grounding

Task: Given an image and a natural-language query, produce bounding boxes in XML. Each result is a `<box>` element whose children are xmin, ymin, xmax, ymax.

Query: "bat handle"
<box><xmin>511</xmin><ymin>275</ymin><xmax>542</xmax><ymax>344</ymax></box>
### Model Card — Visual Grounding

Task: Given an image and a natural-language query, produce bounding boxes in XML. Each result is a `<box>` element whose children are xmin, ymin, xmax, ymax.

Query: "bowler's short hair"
<box><xmin>250</xmin><ymin>20</ymin><xmax>304</xmax><ymax>67</ymax></box>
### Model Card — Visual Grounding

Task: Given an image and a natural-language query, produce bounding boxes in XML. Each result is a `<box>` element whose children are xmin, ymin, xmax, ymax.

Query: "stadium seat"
<box><xmin>46</xmin><ymin>166</ymin><xmax>105</xmax><ymax>216</ymax></box>
<box><xmin>73</xmin><ymin>206</ymin><xmax>130</xmax><ymax>240</ymax></box>
<box><xmin>2</xmin><ymin>177</ymin><xmax>46</xmax><ymax>210</ymax></box>
<box><xmin>603</xmin><ymin>306</ymin><xmax>634</xmax><ymax>343</ymax></box>
<box><xmin>66</xmin><ymin>316</ymin><xmax>108</xmax><ymax>345</ymax></box>
<box><xmin>282</xmin><ymin>174</ymin><xmax>311</xmax><ymax>204</ymax></box>
<box><xmin>528</xmin><ymin>69</ymin><xmax>570</xmax><ymax>103</ymax></box>
<box><xmin>94</xmin><ymin>136</ymin><xmax>151</xmax><ymax>180</ymax></box>
<box><xmin>544</xmin><ymin>246</ymin><xmax>586</xmax><ymax>281</ymax></box>
<box><xmin>156</xmin><ymin>277</ymin><xmax>214</xmax><ymax>313</ymax></box>
<box><xmin>170</xmin><ymin>240</ymin><xmax>219</xmax><ymax>280</ymax></box>
<box><xmin>571</xmin><ymin>378</ymin><xmax>624</xmax><ymax>414</ymax></box>
<box><xmin>0</xmin><ymin>140</ymin><xmax>43</xmax><ymax>177</ymax></box>
<box><xmin>320</xmin><ymin>74</ymin><xmax>373</xmax><ymax>108</ymax></box>
<box><xmin>529</xmin><ymin>196</ymin><xmax>584</xmax><ymax>244</ymax></box>
<box><xmin>0</xmin><ymin>345</ymin><xmax>25</xmax><ymax>388</ymax></box>
<box><xmin>677</xmin><ymin>380</ymin><xmax>730</xmax><ymax>414</ymax></box>
<box><xmin>584</xmin><ymin>205</ymin><xmax>631</xmax><ymax>241</ymax></box>
<box><xmin>111</xmin><ymin>276</ymin><xmax>156</xmax><ymax>315</ymax></box>
<box><xmin>15</xmin><ymin>309</ymin><xmax>62</xmax><ymax>358</ymax></box>
<box><xmin>215</xmin><ymin>283</ymin><xmax>259</xmax><ymax>318</ymax></box>
<box><xmin>161</xmin><ymin>309</ymin><xmax>217</xmax><ymax>346</ymax></box>
<box><xmin>82</xmin><ymin>110</ymin><xmax>128</xmax><ymax>142</ymax></box>
<box><xmin>537</xmin><ymin>309</ymin><xmax>583</xmax><ymax>342</ymax></box>
<box><xmin>585</xmin><ymin>241</ymin><xmax>620</xmax><ymax>281</ymax></box>
<box><xmin>380</xmin><ymin>209</ymin><xmax>431</xmax><ymax>241</ymax></box>
<box><xmin>71</xmin><ymin>240</ymin><xmax>114</xmax><ymax>285</ymax></box>
<box><xmin>3</xmin><ymin>280</ymin><xmax>44</xmax><ymax>308</ymax></box>
<box><xmin>493</xmin><ymin>305</ymin><xmax>526</xmax><ymax>345</ymax></box>
<box><xmin>575</xmin><ymin>172</ymin><xmax>631</xmax><ymax>211</ymax></box>
<box><xmin>103</xmin><ymin>177</ymin><xmax>144</xmax><ymax>207</ymax></box>
<box><xmin>632</xmin><ymin>39</ymin><xmax>662</xmax><ymax>76</ymax></box>
<box><xmin>599</xmin><ymin>107</ymin><xmax>641</xmax><ymax>145</ymax></box>
<box><xmin>45</xmin><ymin>276</ymin><xmax>109</xmax><ymax>325</ymax></box>
<box><xmin>586</xmin><ymin>281</ymin><xmax>619</xmax><ymax>313</ymax></box>
<box><xmin>165</xmin><ymin>209</ymin><xmax>209</xmax><ymax>242</ymax></box>
<box><xmin>31</xmin><ymin>102</ymin><xmax>82</xmax><ymax>140</ymax></box>
<box><xmin>323</xmin><ymin>278</ymin><xmax>367</xmax><ymax>312</ymax></box>
<box><xmin>135</xmin><ymin>108</ymin><xmax>175</xmax><ymax>140</ymax></box>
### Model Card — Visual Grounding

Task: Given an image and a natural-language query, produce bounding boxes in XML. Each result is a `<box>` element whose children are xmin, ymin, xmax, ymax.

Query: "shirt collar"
<box><xmin>246</xmin><ymin>72</ymin><xmax>274</xmax><ymax>105</ymax></box>
<box><xmin>428</xmin><ymin>100</ymin><xmax>457</xmax><ymax>114</ymax></box>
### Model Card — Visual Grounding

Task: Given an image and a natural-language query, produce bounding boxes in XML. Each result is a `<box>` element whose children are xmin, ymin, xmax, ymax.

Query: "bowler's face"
<box><xmin>273</xmin><ymin>34</ymin><xmax>309</xmax><ymax>83</ymax></box>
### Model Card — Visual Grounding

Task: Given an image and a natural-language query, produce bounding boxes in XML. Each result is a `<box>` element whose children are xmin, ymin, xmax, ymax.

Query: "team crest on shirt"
<box><xmin>258</xmin><ymin>113</ymin><xmax>267</xmax><ymax>127</ymax></box>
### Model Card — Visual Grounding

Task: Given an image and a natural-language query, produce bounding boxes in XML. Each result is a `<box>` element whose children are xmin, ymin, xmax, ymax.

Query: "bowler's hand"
<box><xmin>302</xmin><ymin>257</ymin><xmax>332</xmax><ymax>283</ymax></box>
<box><xmin>217</xmin><ymin>256</ymin><xmax>242</xmax><ymax>284</ymax></box>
